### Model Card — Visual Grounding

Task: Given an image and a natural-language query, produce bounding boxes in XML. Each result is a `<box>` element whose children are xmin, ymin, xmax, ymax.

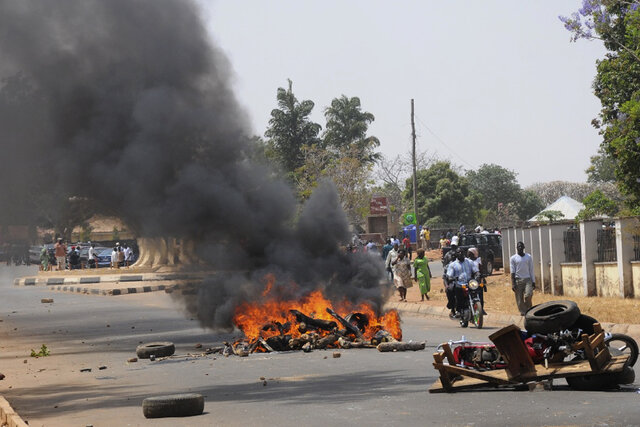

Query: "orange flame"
<box><xmin>233</xmin><ymin>279</ymin><xmax>402</xmax><ymax>342</ymax></box>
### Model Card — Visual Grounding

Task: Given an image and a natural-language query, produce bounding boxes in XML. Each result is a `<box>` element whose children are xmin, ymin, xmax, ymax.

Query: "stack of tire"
<box><xmin>524</xmin><ymin>300</ymin><xmax>638</xmax><ymax>390</ymax></box>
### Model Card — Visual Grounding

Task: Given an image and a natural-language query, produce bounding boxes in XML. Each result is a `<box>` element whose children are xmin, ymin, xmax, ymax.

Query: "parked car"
<box><xmin>441</xmin><ymin>233</ymin><xmax>503</xmax><ymax>275</ymax></box>
<box><xmin>96</xmin><ymin>247</ymin><xmax>114</xmax><ymax>268</ymax></box>
<box><xmin>29</xmin><ymin>245</ymin><xmax>44</xmax><ymax>264</ymax></box>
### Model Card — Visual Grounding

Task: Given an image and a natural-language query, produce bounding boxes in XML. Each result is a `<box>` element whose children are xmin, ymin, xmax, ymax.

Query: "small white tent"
<box><xmin>529</xmin><ymin>196</ymin><xmax>584</xmax><ymax>222</ymax></box>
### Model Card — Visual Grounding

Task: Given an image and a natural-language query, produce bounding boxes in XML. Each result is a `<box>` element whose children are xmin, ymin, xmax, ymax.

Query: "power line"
<box><xmin>414</xmin><ymin>114</ymin><xmax>475</xmax><ymax>169</ymax></box>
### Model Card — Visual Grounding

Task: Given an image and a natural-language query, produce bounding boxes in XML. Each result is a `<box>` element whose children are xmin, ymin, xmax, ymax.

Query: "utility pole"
<box><xmin>411</xmin><ymin>99</ymin><xmax>419</xmax><ymax>233</ymax></box>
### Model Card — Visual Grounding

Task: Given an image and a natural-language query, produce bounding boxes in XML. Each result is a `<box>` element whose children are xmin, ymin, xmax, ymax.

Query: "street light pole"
<box><xmin>411</xmin><ymin>99</ymin><xmax>419</xmax><ymax>239</ymax></box>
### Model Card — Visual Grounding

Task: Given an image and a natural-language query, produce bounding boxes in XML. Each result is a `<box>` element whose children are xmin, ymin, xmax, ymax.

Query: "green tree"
<box><xmin>576</xmin><ymin>189</ymin><xmax>620</xmax><ymax>220</ymax></box>
<box><xmin>515</xmin><ymin>189</ymin><xmax>546</xmax><ymax>221</ymax></box>
<box><xmin>586</xmin><ymin>146</ymin><xmax>617</xmax><ymax>183</ymax></box>
<box><xmin>561</xmin><ymin>1</ymin><xmax>640</xmax><ymax>211</ymax></box>
<box><xmin>294</xmin><ymin>145</ymin><xmax>373</xmax><ymax>227</ymax></box>
<box><xmin>466</xmin><ymin>164</ymin><xmax>522</xmax><ymax>210</ymax></box>
<box><xmin>404</xmin><ymin>161</ymin><xmax>481</xmax><ymax>226</ymax></box>
<box><xmin>264</xmin><ymin>79</ymin><xmax>321</xmax><ymax>175</ymax></box>
<box><xmin>322</xmin><ymin>95</ymin><xmax>380</xmax><ymax>165</ymax></box>
<box><xmin>535</xmin><ymin>210</ymin><xmax>565</xmax><ymax>224</ymax></box>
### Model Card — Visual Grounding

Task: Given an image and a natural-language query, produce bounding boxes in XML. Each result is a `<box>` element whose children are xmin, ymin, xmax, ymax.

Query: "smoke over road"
<box><xmin>0</xmin><ymin>0</ymin><xmax>389</xmax><ymax>330</ymax></box>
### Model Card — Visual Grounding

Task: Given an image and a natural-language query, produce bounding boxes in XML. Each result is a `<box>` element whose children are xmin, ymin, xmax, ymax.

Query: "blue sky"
<box><xmin>199</xmin><ymin>1</ymin><xmax>606</xmax><ymax>186</ymax></box>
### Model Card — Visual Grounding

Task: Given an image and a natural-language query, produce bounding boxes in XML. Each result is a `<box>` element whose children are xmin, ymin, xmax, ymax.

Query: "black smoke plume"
<box><xmin>0</xmin><ymin>0</ymin><xmax>389</xmax><ymax>330</ymax></box>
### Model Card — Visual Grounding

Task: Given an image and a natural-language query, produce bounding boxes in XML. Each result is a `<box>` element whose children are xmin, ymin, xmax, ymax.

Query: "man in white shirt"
<box><xmin>510</xmin><ymin>241</ymin><xmax>536</xmax><ymax>315</ymax></box>
<box><xmin>124</xmin><ymin>244</ymin><xmax>133</xmax><ymax>266</ymax></box>
<box><xmin>87</xmin><ymin>243</ymin><xmax>96</xmax><ymax>268</ymax></box>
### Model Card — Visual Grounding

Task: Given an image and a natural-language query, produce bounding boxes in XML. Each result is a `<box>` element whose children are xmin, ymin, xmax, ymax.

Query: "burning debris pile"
<box><xmin>217</xmin><ymin>283</ymin><xmax>424</xmax><ymax>356</ymax></box>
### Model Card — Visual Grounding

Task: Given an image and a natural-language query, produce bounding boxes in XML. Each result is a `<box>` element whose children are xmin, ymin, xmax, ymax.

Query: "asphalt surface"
<box><xmin>1</xmin><ymin>265</ymin><xmax>639</xmax><ymax>427</ymax></box>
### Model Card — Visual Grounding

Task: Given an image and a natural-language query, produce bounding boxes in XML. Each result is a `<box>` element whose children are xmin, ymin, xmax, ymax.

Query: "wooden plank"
<box><xmin>432</xmin><ymin>352</ymin><xmax>452</xmax><ymax>391</ymax></box>
<box><xmin>590</xmin><ymin>332</ymin><xmax>604</xmax><ymax>350</ymax></box>
<box><xmin>594</xmin><ymin>348</ymin><xmax>612</xmax><ymax>370</ymax></box>
<box><xmin>580</xmin><ymin>333</ymin><xmax>598</xmax><ymax>371</ymax></box>
<box><xmin>429</xmin><ymin>376</ymin><xmax>499</xmax><ymax>393</ymax></box>
<box><xmin>593</xmin><ymin>323</ymin><xmax>603</xmax><ymax>334</ymax></box>
<box><xmin>489</xmin><ymin>324</ymin><xmax>536</xmax><ymax>380</ymax></box>
<box><xmin>433</xmin><ymin>363</ymin><xmax>515</xmax><ymax>385</ymax></box>
<box><xmin>532</xmin><ymin>355</ymin><xmax>627</xmax><ymax>379</ymax></box>
<box><xmin>441</xmin><ymin>343</ymin><xmax>456</xmax><ymax>365</ymax></box>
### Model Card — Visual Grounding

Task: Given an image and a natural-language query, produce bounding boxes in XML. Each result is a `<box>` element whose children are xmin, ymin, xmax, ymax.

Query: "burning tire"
<box><xmin>524</xmin><ymin>300</ymin><xmax>580</xmax><ymax>335</ymax></box>
<box><xmin>136</xmin><ymin>342</ymin><xmax>175</xmax><ymax>359</ymax></box>
<box><xmin>142</xmin><ymin>393</ymin><xmax>204</xmax><ymax>418</ymax></box>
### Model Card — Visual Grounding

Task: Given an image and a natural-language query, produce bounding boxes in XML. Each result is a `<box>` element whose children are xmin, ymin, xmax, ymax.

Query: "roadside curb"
<box><xmin>46</xmin><ymin>282</ymin><xmax>180</xmax><ymax>296</ymax></box>
<box><xmin>0</xmin><ymin>396</ymin><xmax>28</xmax><ymax>427</ymax></box>
<box><xmin>384</xmin><ymin>301</ymin><xmax>640</xmax><ymax>342</ymax></box>
<box><xmin>13</xmin><ymin>272</ymin><xmax>207</xmax><ymax>287</ymax></box>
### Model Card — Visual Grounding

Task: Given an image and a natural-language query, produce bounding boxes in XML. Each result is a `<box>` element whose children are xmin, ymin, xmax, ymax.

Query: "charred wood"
<box><xmin>266</xmin><ymin>335</ymin><xmax>292</xmax><ymax>351</ymax></box>
<box><xmin>326</xmin><ymin>308</ymin><xmax>363</xmax><ymax>339</ymax></box>
<box><xmin>316</xmin><ymin>334</ymin><xmax>339</xmax><ymax>349</ymax></box>
<box><xmin>376</xmin><ymin>341</ymin><xmax>425</xmax><ymax>352</ymax></box>
<box><xmin>290</xmin><ymin>310</ymin><xmax>337</xmax><ymax>331</ymax></box>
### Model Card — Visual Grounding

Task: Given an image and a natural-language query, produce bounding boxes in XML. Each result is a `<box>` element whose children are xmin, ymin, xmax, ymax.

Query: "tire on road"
<box><xmin>524</xmin><ymin>300</ymin><xmax>580</xmax><ymax>335</ymax></box>
<box><xmin>142</xmin><ymin>393</ymin><xmax>204</xmax><ymax>418</ymax></box>
<box><xmin>483</xmin><ymin>258</ymin><xmax>493</xmax><ymax>276</ymax></box>
<box><xmin>605</xmin><ymin>333</ymin><xmax>638</xmax><ymax>367</ymax></box>
<box><xmin>566</xmin><ymin>366</ymin><xmax>635</xmax><ymax>391</ymax></box>
<box><xmin>472</xmin><ymin>301</ymin><xmax>483</xmax><ymax>329</ymax></box>
<box><xmin>136</xmin><ymin>342</ymin><xmax>175</xmax><ymax>359</ymax></box>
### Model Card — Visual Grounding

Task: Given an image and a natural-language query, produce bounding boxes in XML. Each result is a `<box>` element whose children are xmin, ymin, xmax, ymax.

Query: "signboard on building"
<box><xmin>370</xmin><ymin>197</ymin><xmax>389</xmax><ymax>215</ymax></box>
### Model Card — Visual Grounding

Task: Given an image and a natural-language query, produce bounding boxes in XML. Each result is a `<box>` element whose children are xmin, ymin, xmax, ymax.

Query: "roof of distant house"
<box><xmin>529</xmin><ymin>196</ymin><xmax>584</xmax><ymax>222</ymax></box>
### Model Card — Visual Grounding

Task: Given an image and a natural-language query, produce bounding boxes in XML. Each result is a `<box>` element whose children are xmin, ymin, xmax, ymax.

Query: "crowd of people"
<box><xmin>382</xmin><ymin>239</ymin><xmax>432</xmax><ymax>302</ymax></box>
<box><xmin>438</xmin><ymin>224</ymin><xmax>501</xmax><ymax>249</ymax></box>
<box><xmin>41</xmin><ymin>238</ymin><xmax>134</xmax><ymax>271</ymax></box>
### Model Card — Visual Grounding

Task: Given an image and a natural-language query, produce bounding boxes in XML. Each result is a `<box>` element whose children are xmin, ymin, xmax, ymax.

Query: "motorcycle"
<box><xmin>438</xmin><ymin>330</ymin><xmax>638</xmax><ymax>373</ymax></box>
<box><xmin>458</xmin><ymin>279</ymin><xmax>484</xmax><ymax>329</ymax></box>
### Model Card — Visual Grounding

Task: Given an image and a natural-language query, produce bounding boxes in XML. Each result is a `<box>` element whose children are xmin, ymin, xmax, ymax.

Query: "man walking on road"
<box><xmin>54</xmin><ymin>238</ymin><xmax>67</xmax><ymax>271</ymax></box>
<box><xmin>510</xmin><ymin>241</ymin><xmax>535</xmax><ymax>315</ymax></box>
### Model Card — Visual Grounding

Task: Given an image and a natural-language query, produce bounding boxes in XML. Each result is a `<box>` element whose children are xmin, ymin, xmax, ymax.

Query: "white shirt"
<box><xmin>124</xmin><ymin>247</ymin><xmax>133</xmax><ymax>261</ymax></box>
<box><xmin>111</xmin><ymin>250</ymin><xmax>118</xmax><ymax>263</ymax></box>
<box><xmin>88</xmin><ymin>247</ymin><xmax>95</xmax><ymax>260</ymax></box>
<box><xmin>451</xmin><ymin>235</ymin><xmax>459</xmax><ymax>246</ymax></box>
<box><xmin>510</xmin><ymin>252</ymin><xmax>535</xmax><ymax>283</ymax></box>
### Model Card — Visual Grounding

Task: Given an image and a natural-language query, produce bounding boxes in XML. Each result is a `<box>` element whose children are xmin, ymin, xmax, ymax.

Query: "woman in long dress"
<box><xmin>392</xmin><ymin>249</ymin><xmax>412</xmax><ymax>301</ymax></box>
<box><xmin>413</xmin><ymin>248</ymin><xmax>432</xmax><ymax>301</ymax></box>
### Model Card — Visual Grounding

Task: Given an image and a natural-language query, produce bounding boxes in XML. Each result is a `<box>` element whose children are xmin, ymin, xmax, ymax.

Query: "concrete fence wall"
<box><xmin>502</xmin><ymin>216</ymin><xmax>640</xmax><ymax>299</ymax></box>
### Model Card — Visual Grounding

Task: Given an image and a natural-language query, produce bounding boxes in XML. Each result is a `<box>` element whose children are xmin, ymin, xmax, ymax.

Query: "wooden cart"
<box><xmin>430</xmin><ymin>323</ymin><xmax>630</xmax><ymax>393</ymax></box>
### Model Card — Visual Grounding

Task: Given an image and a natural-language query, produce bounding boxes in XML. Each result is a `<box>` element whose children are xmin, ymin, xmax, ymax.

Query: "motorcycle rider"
<box><xmin>442</xmin><ymin>243</ymin><xmax>459</xmax><ymax>318</ymax></box>
<box><xmin>446</xmin><ymin>247</ymin><xmax>480</xmax><ymax>327</ymax></box>
<box><xmin>467</xmin><ymin>247</ymin><xmax>487</xmax><ymax>315</ymax></box>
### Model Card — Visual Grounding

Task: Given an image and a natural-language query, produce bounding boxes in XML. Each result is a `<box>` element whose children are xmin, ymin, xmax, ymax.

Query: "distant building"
<box><xmin>529</xmin><ymin>196</ymin><xmax>584</xmax><ymax>222</ymax></box>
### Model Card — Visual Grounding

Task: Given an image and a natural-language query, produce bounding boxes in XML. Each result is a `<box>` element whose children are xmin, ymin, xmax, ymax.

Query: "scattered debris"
<box><xmin>149</xmin><ymin>355</ymin><xmax>156</xmax><ymax>361</ymax></box>
<box><xmin>195</xmin><ymin>343</ymin><xmax>202</xmax><ymax>349</ymax></box>
<box><xmin>80</xmin><ymin>368</ymin><xmax>92</xmax><ymax>373</ymax></box>
<box><xmin>99</xmin><ymin>366</ymin><xmax>107</xmax><ymax>370</ymax></box>
<box><xmin>0</xmin><ymin>373</ymin><xmax>5</xmax><ymax>380</ymax></box>
<box><xmin>332</xmin><ymin>352</ymin><xmax>341</xmax><ymax>358</ymax></box>
<box><xmin>40</xmin><ymin>298</ymin><xmax>54</xmax><ymax>304</ymax></box>
<box><xmin>127</xmin><ymin>358</ymin><xmax>138</xmax><ymax>363</ymax></box>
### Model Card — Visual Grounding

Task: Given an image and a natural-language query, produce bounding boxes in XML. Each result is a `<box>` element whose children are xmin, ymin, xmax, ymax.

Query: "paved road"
<box><xmin>1</xmin><ymin>265</ymin><xmax>639</xmax><ymax>427</ymax></box>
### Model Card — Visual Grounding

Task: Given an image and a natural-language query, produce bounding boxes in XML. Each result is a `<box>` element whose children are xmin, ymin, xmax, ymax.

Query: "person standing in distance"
<box><xmin>510</xmin><ymin>241</ymin><xmax>535</xmax><ymax>315</ymax></box>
